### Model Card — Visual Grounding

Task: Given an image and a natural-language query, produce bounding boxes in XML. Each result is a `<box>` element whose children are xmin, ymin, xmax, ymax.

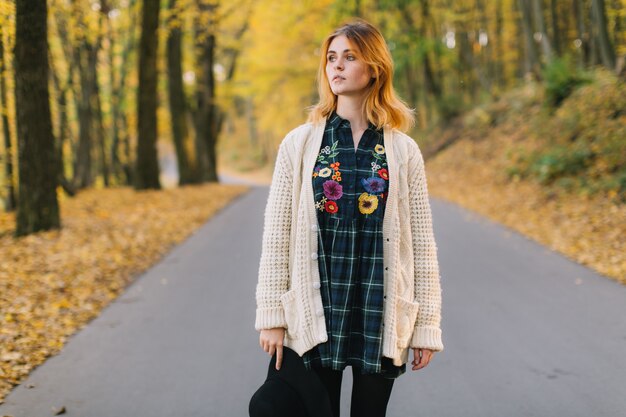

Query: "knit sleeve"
<box><xmin>407</xmin><ymin>143</ymin><xmax>444</xmax><ymax>352</ymax></box>
<box><xmin>254</xmin><ymin>139</ymin><xmax>294</xmax><ymax>331</ymax></box>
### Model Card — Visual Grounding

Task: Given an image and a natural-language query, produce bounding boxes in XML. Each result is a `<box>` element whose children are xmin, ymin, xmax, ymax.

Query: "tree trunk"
<box><xmin>121</xmin><ymin>111</ymin><xmax>133</xmax><ymax>184</ymax></box>
<box><xmin>14</xmin><ymin>0</ymin><xmax>61</xmax><ymax>236</ymax></box>
<box><xmin>245</xmin><ymin>96</ymin><xmax>264</xmax><ymax>163</ymax></box>
<box><xmin>72</xmin><ymin>39</ymin><xmax>96</xmax><ymax>189</ymax></box>
<box><xmin>135</xmin><ymin>0</ymin><xmax>161</xmax><ymax>190</ymax></box>
<box><xmin>193</xmin><ymin>2</ymin><xmax>219</xmax><ymax>183</ymax></box>
<box><xmin>403</xmin><ymin>62</ymin><xmax>418</xmax><ymax>109</ymax></box>
<box><xmin>52</xmin><ymin>9</ymin><xmax>79</xmax><ymax>183</ymax></box>
<box><xmin>111</xmin><ymin>0</ymin><xmax>138</xmax><ymax>186</ymax></box>
<box><xmin>550</xmin><ymin>0</ymin><xmax>561</xmax><ymax>56</ymax></box>
<box><xmin>531</xmin><ymin>0</ymin><xmax>554</xmax><ymax>61</ymax></box>
<box><xmin>48</xmin><ymin>48</ymin><xmax>77</xmax><ymax>197</ymax></box>
<box><xmin>612</xmin><ymin>0</ymin><xmax>623</xmax><ymax>55</ymax></box>
<box><xmin>591</xmin><ymin>0</ymin><xmax>616</xmax><ymax>70</ymax></box>
<box><xmin>517</xmin><ymin>0</ymin><xmax>542</xmax><ymax>79</ymax></box>
<box><xmin>395</xmin><ymin>0</ymin><xmax>440</xmax><ymax>125</ymax></box>
<box><xmin>108</xmin><ymin>6</ymin><xmax>122</xmax><ymax>185</ymax></box>
<box><xmin>418</xmin><ymin>0</ymin><xmax>442</xmax><ymax>99</ymax></box>
<box><xmin>476</xmin><ymin>0</ymin><xmax>494</xmax><ymax>96</ymax></box>
<box><xmin>573</xmin><ymin>0</ymin><xmax>590</xmax><ymax>68</ymax></box>
<box><xmin>0</xmin><ymin>24</ymin><xmax>16</xmax><ymax>211</ymax></box>
<box><xmin>88</xmin><ymin>27</ymin><xmax>109</xmax><ymax>187</ymax></box>
<box><xmin>167</xmin><ymin>0</ymin><xmax>198</xmax><ymax>185</ymax></box>
<box><xmin>398</xmin><ymin>2</ymin><xmax>420</xmax><ymax>107</ymax></box>
<box><xmin>495</xmin><ymin>0</ymin><xmax>506</xmax><ymax>91</ymax></box>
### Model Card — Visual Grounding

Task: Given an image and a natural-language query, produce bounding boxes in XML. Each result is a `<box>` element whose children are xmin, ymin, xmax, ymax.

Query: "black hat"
<box><xmin>249</xmin><ymin>346</ymin><xmax>333</xmax><ymax>417</ymax></box>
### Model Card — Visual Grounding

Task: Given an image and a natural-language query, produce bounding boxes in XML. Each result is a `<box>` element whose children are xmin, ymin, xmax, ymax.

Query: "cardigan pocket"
<box><xmin>280</xmin><ymin>288</ymin><xmax>300</xmax><ymax>339</ymax></box>
<box><xmin>395</xmin><ymin>296</ymin><xmax>420</xmax><ymax>348</ymax></box>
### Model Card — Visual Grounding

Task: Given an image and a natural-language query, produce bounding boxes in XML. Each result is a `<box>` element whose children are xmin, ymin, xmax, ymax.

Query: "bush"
<box><xmin>505</xmin><ymin>69</ymin><xmax>625</xmax><ymax>201</ymax></box>
<box><xmin>438</xmin><ymin>94</ymin><xmax>465</xmax><ymax>122</ymax></box>
<box><xmin>528</xmin><ymin>145</ymin><xmax>594</xmax><ymax>184</ymax></box>
<box><xmin>463</xmin><ymin>107</ymin><xmax>492</xmax><ymax>131</ymax></box>
<box><xmin>542</xmin><ymin>55</ymin><xmax>591</xmax><ymax>108</ymax></box>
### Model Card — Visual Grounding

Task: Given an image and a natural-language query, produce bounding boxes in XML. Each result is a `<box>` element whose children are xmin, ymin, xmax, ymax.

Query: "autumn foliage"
<box><xmin>0</xmin><ymin>184</ymin><xmax>249</xmax><ymax>402</ymax></box>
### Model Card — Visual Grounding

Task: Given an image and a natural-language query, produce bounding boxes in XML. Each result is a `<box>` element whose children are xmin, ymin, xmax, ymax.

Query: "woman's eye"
<box><xmin>327</xmin><ymin>56</ymin><xmax>335</xmax><ymax>62</ymax></box>
<box><xmin>347</xmin><ymin>55</ymin><xmax>355</xmax><ymax>60</ymax></box>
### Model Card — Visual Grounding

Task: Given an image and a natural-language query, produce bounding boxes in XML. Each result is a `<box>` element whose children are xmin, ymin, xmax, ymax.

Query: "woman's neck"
<box><xmin>336</xmin><ymin>94</ymin><xmax>369</xmax><ymax>132</ymax></box>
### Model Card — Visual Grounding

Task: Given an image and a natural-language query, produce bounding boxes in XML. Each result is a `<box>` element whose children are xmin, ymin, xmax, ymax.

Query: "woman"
<box><xmin>255</xmin><ymin>18</ymin><xmax>444</xmax><ymax>417</ymax></box>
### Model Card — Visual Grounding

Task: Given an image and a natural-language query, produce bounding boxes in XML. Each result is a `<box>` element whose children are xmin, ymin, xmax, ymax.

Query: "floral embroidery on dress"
<box><xmin>325</xmin><ymin>200</ymin><xmax>338</xmax><ymax>213</ymax></box>
<box><xmin>315</xmin><ymin>196</ymin><xmax>329</xmax><ymax>211</ymax></box>
<box><xmin>313</xmin><ymin>140</ymin><xmax>345</xmax><ymax>213</ymax></box>
<box><xmin>314</xmin><ymin>134</ymin><xmax>389</xmax><ymax>216</ymax></box>
<box><xmin>323</xmin><ymin>180</ymin><xmax>343</xmax><ymax>200</ymax></box>
<box><xmin>361</xmin><ymin>177</ymin><xmax>386</xmax><ymax>194</ymax></box>
<box><xmin>330</xmin><ymin>161</ymin><xmax>342</xmax><ymax>181</ymax></box>
<box><xmin>353</xmin><ymin>143</ymin><xmax>389</xmax><ymax>215</ymax></box>
<box><xmin>358</xmin><ymin>192</ymin><xmax>378</xmax><ymax>214</ymax></box>
<box><xmin>318</xmin><ymin>167</ymin><xmax>332</xmax><ymax>178</ymax></box>
<box><xmin>317</xmin><ymin>141</ymin><xmax>338</xmax><ymax>164</ymax></box>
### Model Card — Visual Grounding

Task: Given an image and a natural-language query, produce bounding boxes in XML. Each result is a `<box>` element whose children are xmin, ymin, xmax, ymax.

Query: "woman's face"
<box><xmin>325</xmin><ymin>35</ymin><xmax>373</xmax><ymax>97</ymax></box>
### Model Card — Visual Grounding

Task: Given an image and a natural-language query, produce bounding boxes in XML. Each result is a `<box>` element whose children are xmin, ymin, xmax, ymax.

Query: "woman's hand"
<box><xmin>411</xmin><ymin>348</ymin><xmax>435</xmax><ymax>371</ymax></box>
<box><xmin>259</xmin><ymin>328</ymin><xmax>286</xmax><ymax>370</ymax></box>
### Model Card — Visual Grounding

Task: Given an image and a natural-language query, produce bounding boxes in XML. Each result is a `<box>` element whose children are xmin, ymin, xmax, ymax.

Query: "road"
<box><xmin>1</xmin><ymin>179</ymin><xmax>624</xmax><ymax>417</ymax></box>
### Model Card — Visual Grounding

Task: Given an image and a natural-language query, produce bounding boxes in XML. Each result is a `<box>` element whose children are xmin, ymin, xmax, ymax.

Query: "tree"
<box><xmin>14</xmin><ymin>0</ymin><xmax>60</xmax><ymax>236</ymax></box>
<box><xmin>192</xmin><ymin>1</ymin><xmax>219</xmax><ymax>182</ymax></box>
<box><xmin>591</xmin><ymin>0</ymin><xmax>616</xmax><ymax>70</ymax></box>
<box><xmin>573</xmin><ymin>0</ymin><xmax>591</xmax><ymax>68</ymax></box>
<box><xmin>532</xmin><ymin>0</ymin><xmax>554</xmax><ymax>61</ymax></box>
<box><xmin>166</xmin><ymin>0</ymin><xmax>198</xmax><ymax>185</ymax></box>
<box><xmin>135</xmin><ymin>0</ymin><xmax>161</xmax><ymax>190</ymax></box>
<box><xmin>68</xmin><ymin>3</ymin><xmax>101</xmax><ymax>190</ymax></box>
<box><xmin>109</xmin><ymin>0</ymin><xmax>140</xmax><ymax>186</ymax></box>
<box><xmin>0</xmin><ymin>22</ymin><xmax>16</xmax><ymax>211</ymax></box>
<box><xmin>517</xmin><ymin>0</ymin><xmax>542</xmax><ymax>78</ymax></box>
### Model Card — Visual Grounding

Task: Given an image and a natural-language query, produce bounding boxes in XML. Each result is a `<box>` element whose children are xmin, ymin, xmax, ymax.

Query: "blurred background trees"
<box><xmin>0</xmin><ymin>0</ymin><xmax>624</xmax><ymax>236</ymax></box>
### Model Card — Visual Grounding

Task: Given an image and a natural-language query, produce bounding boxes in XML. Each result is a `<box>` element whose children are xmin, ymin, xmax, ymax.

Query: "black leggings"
<box><xmin>312</xmin><ymin>366</ymin><xmax>395</xmax><ymax>417</ymax></box>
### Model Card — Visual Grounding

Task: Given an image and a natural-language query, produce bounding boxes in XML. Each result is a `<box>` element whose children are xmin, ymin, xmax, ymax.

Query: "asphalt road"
<box><xmin>1</xmin><ymin>180</ymin><xmax>624</xmax><ymax>417</ymax></box>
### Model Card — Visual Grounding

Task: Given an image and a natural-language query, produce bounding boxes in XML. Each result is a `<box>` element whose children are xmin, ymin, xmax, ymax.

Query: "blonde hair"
<box><xmin>306</xmin><ymin>18</ymin><xmax>415</xmax><ymax>132</ymax></box>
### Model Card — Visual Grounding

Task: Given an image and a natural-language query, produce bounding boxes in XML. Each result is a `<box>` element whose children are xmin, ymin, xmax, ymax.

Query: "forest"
<box><xmin>0</xmin><ymin>0</ymin><xmax>625</xmax><ymax>406</ymax></box>
<box><xmin>0</xmin><ymin>0</ymin><xmax>624</xmax><ymax>236</ymax></box>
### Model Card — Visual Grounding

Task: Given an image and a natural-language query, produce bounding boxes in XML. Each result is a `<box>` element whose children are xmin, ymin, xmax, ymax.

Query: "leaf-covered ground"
<box><xmin>0</xmin><ymin>183</ymin><xmax>249</xmax><ymax>403</ymax></box>
<box><xmin>424</xmin><ymin>76</ymin><xmax>625</xmax><ymax>284</ymax></box>
<box><xmin>427</xmin><ymin>136</ymin><xmax>625</xmax><ymax>284</ymax></box>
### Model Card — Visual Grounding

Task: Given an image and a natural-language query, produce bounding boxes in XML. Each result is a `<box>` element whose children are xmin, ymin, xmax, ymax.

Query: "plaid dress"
<box><xmin>302</xmin><ymin>111</ymin><xmax>406</xmax><ymax>379</ymax></box>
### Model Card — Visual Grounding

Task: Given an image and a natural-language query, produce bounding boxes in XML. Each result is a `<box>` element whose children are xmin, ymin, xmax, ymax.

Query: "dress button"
<box><xmin>311</xmin><ymin>252</ymin><xmax>318</xmax><ymax>260</ymax></box>
<box><xmin>313</xmin><ymin>282</ymin><xmax>321</xmax><ymax>289</ymax></box>
<box><xmin>316</xmin><ymin>308</ymin><xmax>324</xmax><ymax>317</ymax></box>
<box><xmin>311</xmin><ymin>224</ymin><xmax>318</xmax><ymax>232</ymax></box>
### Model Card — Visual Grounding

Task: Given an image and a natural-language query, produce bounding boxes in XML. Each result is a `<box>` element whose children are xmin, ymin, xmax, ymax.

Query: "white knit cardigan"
<box><xmin>255</xmin><ymin>117</ymin><xmax>444</xmax><ymax>366</ymax></box>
